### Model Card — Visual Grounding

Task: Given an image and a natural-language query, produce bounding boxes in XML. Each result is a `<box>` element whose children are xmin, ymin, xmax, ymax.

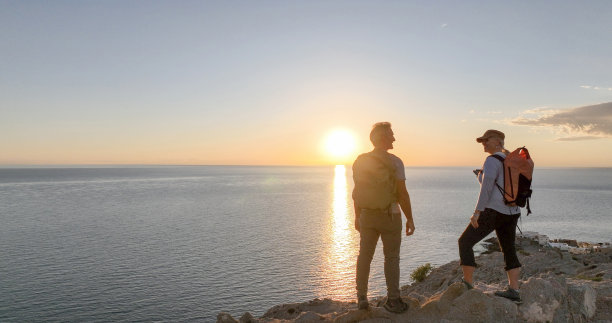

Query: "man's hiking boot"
<box><xmin>494</xmin><ymin>286</ymin><xmax>522</xmax><ymax>304</ymax></box>
<box><xmin>461</xmin><ymin>278</ymin><xmax>474</xmax><ymax>290</ymax></box>
<box><xmin>383</xmin><ymin>297</ymin><xmax>408</xmax><ymax>313</ymax></box>
<box><xmin>357</xmin><ymin>295</ymin><xmax>369</xmax><ymax>310</ymax></box>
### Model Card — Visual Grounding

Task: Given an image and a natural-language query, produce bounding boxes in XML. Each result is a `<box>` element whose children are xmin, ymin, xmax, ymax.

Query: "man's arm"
<box><xmin>397</xmin><ymin>179</ymin><xmax>415</xmax><ymax>236</ymax></box>
<box><xmin>354</xmin><ymin>201</ymin><xmax>361</xmax><ymax>232</ymax></box>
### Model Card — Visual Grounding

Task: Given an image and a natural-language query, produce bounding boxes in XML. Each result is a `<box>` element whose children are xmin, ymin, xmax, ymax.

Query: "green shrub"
<box><xmin>411</xmin><ymin>263</ymin><xmax>433</xmax><ymax>282</ymax></box>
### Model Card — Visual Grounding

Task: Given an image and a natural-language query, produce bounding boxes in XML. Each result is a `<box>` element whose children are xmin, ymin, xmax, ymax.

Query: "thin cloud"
<box><xmin>556</xmin><ymin>136</ymin><xmax>602</xmax><ymax>141</ymax></box>
<box><xmin>580</xmin><ymin>85</ymin><xmax>612</xmax><ymax>91</ymax></box>
<box><xmin>440</xmin><ymin>23</ymin><xmax>448</xmax><ymax>29</ymax></box>
<box><xmin>512</xmin><ymin>102</ymin><xmax>612</xmax><ymax>140</ymax></box>
<box><xmin>520</xmin><ymin>107</ymin><xmax>560</xmax><ymax>116</ymax></box>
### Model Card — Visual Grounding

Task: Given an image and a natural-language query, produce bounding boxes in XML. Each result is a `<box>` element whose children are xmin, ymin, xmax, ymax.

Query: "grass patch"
<box><xmin>576</xmin><ymin>275</ymin><xmax>603</xmax><ymax>282</ymax></box>
<box><xmin>411</xmin><ymin>263</ymin><xmax>433</xmax><ymax>282</ymax></box>
<box><xmin>518</xmin><ymin>249</ymin><xmax>531</xmax><ymax>256</ymax></box>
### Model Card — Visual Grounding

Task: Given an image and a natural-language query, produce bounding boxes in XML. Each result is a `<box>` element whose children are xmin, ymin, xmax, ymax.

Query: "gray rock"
<box><xmin>217</xmin><ymin>312</ymin><xmax>238</xmax><ymax>323</ymax></box>
<box><xmin>568</xmin><ymin>282</ymin><xmax>597</xmax><ymax>321</ymax></box>
<box><xmin>295</xmin><ymin>311</ymin><xmax>326</xmax><ymax>322</ymax></box>
<box><xmin>263</xmin><ymin>298</ymin><xmax>350</xmax><ymax>320</ymax></box>
<box><xmin>420</xmin><ymin>282</ymin><xmax>465</xmax><ymax>318</ymax></box>
<box><xmin>446</xmin><ymin>289</ymin><xmax>517</xmax><ymax>323</ymax></box>
<box><xmin>333</xmin><ymin>306</ymin><xmax>393</xmax><ymax>323</ymax></box>
<box><xmin>519</xmin><ymin>275</ymin><xmax>568</xmax><ymax>322</ymax></box>
<box><xmin>239</xmin><ymin>312</ymin><xmax>257</xmax><ymax>323</ymax></box>
<box><xmin>360</xmin><ymin>319</ymin><xmax>394</xmax><ymax>323</ymax></box>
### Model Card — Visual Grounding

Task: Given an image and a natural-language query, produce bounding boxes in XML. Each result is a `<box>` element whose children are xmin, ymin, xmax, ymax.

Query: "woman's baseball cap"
<box><xmin>476</xmin><ymin>129</ymin><xmax>505</xmax><ymax>142</ymax></box>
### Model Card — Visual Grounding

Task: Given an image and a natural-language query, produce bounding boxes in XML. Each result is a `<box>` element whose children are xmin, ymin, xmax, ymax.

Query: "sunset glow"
<box><xmin>324</xmin><ymin>130</ymin><xmax>357</xmax><ymax>163</ymax></box>
<box><xmin>318</xmin><ymin>164</ymin><xmax>359</xmax><ymax>300</ymax></box>
<box><xmin>1</xmin><ymin>2</ymin><xmax>611</xmax><ymax>167</ymax></box>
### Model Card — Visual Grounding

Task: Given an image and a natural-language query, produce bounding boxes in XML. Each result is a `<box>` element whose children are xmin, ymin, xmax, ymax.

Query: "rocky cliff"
<box><xmin>218</xmin><ymin>235</ymin><xmax>612</xmax><ymax>322</ymax></box>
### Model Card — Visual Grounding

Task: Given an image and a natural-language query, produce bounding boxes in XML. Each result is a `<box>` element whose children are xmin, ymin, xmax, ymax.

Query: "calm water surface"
<box><xmin>1</xmin><ymin>166</ymin><xmax>610</xmax><ymax>321</ymax></box>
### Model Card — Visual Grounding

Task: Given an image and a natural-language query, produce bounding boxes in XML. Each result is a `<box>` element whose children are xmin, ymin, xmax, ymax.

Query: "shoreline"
<box><xmin>218</xmin><ymin>233</ymin><xmax>612</xmax><ymax>322</ymax></box>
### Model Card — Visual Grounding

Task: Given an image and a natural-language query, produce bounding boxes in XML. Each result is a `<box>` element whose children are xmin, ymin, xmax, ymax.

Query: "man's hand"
<box><xmin>355</xmin><ymin>216</ymin><xmax>360</xmax><ymax>232</ymax></box>
<box><xmin>405</xmin><ymin>218</ymin><xmax>415</xmax><ymax>236</ymax></box>
<box><xmin>470</xmin><ymin>213</ymin><xmax>480</xmax><ymax>229</ymax></box>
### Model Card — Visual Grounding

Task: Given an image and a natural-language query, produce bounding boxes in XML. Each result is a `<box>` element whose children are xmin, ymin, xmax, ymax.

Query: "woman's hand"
<box><xmin>470</xmin><ymin>213</ymin><xmax>480</xmax><ymax>229</ymax></box>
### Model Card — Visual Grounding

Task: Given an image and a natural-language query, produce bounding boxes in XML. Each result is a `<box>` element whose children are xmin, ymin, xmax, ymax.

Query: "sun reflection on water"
<box><xmin>317</xmin><ymin>165</ymin><xmax>359</xmax><ymax>300</ymax></box>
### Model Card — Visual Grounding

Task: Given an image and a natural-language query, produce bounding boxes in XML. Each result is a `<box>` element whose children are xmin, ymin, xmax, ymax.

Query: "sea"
<box><xmin>1</xmin><ymin>166</ymin><xmax>611</xmax><ymax>322</ymax></box>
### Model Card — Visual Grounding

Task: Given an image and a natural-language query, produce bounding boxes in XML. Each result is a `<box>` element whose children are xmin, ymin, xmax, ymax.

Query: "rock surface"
<box><xmin>217</xmin><ymin>235</ymin><xmax>612</xmax><ymax>322</ymax></box>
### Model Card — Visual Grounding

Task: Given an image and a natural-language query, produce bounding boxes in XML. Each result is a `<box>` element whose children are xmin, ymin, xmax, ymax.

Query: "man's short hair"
<box><xmin>370</xmin><ymin>122</ymin><xmax>392</xmax><ymax>145</ymax></box>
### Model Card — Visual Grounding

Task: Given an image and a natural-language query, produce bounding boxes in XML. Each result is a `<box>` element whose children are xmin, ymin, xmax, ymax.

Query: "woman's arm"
<box><xmin>474</xmin><ymin>157</ymin><xmax>498</xmax><ymax>213</ymax></box>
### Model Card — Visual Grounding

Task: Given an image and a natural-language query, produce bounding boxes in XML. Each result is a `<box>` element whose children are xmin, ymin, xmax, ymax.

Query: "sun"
<box><xmin>325</xmin><ymin>129</ymin><xmax>357</xmax><ymax>161</ymax></box>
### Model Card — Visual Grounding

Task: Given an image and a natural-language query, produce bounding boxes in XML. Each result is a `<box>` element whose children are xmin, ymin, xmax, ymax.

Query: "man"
<box><xmin>352</xmin><ymin>122</ymin><xmax>415</xmax><ymax>313</ymax></box>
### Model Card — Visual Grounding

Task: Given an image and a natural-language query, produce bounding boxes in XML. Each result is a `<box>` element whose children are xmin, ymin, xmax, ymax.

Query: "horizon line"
<box><xmin>0</xmin><ymin>163</ymin><xmax>610</xmax><ymax>169</ymax></box>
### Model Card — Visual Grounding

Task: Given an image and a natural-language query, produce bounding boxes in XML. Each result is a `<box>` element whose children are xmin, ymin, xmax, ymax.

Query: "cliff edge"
<box><xmin>218</xmin><ymin>234</ymin><xmax>612</xmax><ymax>322</ymax></box>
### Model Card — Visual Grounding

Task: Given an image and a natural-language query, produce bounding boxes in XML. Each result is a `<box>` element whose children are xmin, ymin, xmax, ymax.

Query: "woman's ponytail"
<box><xmin>499</xmin><ymin>139</ymin><xmax>511</xmax><ymax>155</ymax></box>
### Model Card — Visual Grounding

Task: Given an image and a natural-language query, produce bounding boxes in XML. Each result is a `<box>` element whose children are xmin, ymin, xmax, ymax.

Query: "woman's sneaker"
<box><xmin>383</xmin><ymin>297</ymin><xmax>408</xmax><ymax>313</ymax></box>
<box><xmin>494</xmin><ymin>286</ymin><xmax>522</xmax><ymax>304</ymax></box>
<box><xmin>357</xmin><ymin>295</ymin><xmax>369</xmax><ymax>310</ymax></box>
<box><xmin>461</xmin><ymin>278</ymin><xmax>474</xmax><ymax>290</ymax></box>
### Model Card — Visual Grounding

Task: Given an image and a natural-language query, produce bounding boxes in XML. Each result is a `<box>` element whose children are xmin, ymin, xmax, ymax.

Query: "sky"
<box><xmin>1</xmin><ymin>1</ymin><xmax>611</xmax><ymax>167</ymax></box>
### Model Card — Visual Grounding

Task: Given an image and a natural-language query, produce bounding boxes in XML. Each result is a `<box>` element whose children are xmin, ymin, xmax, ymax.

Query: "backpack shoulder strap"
<box><xmin>489</xmin><ymin>154</ymin><xmax>505</xmax><ymax>163</ymax></box>
<box><xmin>365</xmin><ymin>152</ymin><xmax>396</xmax><ymax>174</ymax></box>
<box><xmin>487</xmin><ymin>154</ymin><xmax>508</xmax><ymax>199</ymax></box>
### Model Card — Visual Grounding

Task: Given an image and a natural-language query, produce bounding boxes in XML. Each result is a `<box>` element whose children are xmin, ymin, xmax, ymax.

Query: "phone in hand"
<box><xmin>473</xmin><ymin>169</ymin><xmax>481</xmax><ymax>176</ymax></box>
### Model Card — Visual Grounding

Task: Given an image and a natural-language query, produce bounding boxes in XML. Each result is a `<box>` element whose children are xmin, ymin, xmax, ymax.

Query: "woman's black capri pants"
<box><xmin>458</xmin><ymin>208</ymin><xmax>522</xmax><ymax>271</ymax></box>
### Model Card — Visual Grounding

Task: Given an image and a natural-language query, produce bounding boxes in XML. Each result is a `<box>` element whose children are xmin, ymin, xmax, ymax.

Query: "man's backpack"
<box><xmin>490</xmin><ymin>147</ymin><xmax>534</xmax><ymax>215</ymax></box>
<box><xmin>352</xmin><ymin>152</ymin><xmax>397</xmax><ymax>210</ymax></box>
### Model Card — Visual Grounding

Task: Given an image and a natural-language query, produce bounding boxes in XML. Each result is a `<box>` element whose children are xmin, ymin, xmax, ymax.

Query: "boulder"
<box><xmin>567</xmin><ymin>282</ymin><xmax>597</xmax><ymax>321</ymax></box>
<box><xmin>217</xmin><ymin>312</ymin><xmax>238</xmax><ymax>323</ymax></box>
<box><xmin>333</xmin><ymin>306</ymin><xmax>393</xmax><ymax>323</ymax></box>
<box><xmin>420</xmin><ymin>282</ymin><xmax>465</xmax><ymax>318</ymax></box>
<box><xmin>518</xmin><ymin>275</ymin><xmax>569</xmax><ymax>322</ymax></box>
<box><xmin>239</xmin><ymin>312</ymin><xmax>258</xmax><ymax>323</ymax></box>
<box><xmin>295</xmin><ymin>311</ymin><xmax>326</xmax><ymax>322</ymax></box>
<box><xmin>591</xmin><ymin>281</ymin><xmax>612</xmax><ymax>322</ymax></box>
<box><xmin>263</xmin><ymin>298</ymin><xmax>349</xmax><ymax>321</ymax></box>
<box><xmin>446</xmin><ymin>289</ymin><xmax>517</xmax><ymax>323</ymax></box>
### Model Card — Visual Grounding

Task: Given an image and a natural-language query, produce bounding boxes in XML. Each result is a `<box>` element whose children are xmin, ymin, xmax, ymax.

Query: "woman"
<box><xmin>458</xmin><ymin>129</ymin><xmax>522</xmax><ymax>303</ymax></box>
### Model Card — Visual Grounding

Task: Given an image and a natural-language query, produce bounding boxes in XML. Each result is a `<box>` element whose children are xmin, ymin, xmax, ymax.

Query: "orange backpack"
<box><xmin>490</xmin><ymin>147</ymin><xmax>534</xmax><ymax>215</ymax></box>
